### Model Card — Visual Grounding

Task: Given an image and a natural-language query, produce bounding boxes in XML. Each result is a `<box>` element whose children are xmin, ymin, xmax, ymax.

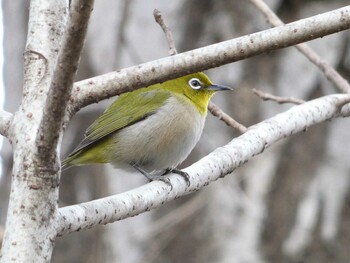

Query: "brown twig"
<box><xmin>153</xmin><ymin>9</ymin><xmax>178</xmax><ymax>56</ymax></box>
<box><xmin>208</xmin><ymin>102</ymin><xmax>248</xmax><ymax>133</ymax></box>
<box><xmin>252</xmin><ymin>88</ymin><xmax>305</xmax><ymax>105</ymax></box>
<box><xmin>248</xmin><ymin>0</ymin><xmax>350</xmax><ymax>94</ymax></box>
<box><xmin>153</xmin><ymin>9</ymin><xmax>247</xmax><ymax>133</ymax></box>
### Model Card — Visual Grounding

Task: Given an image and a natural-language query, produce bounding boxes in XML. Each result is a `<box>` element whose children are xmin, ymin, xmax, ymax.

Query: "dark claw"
<box><xmin>132</xmin><ymin>164</ymin><xmax>173</xmax><ymax>189</ymax></box>
<box><xmin>165</xmin><ymin>168</ymin><xmax>191</xmax><ymax>187</ymax></box>
<box><xmin>132</xmin><ymin>164</ymin><xmax>190</xmax><ymax>189</ymax></box>
<box><xmin>155</xmin><ymin>177</ymin><xmax>173</xmax><ymax>190</ymax></box>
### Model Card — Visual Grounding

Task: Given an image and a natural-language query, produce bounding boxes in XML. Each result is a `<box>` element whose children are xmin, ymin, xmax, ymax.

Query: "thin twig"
<box><xmin>248</xmin><ymin>0</ymin><xmax>350</xmax><ymax>93</ymax></box>
<box><xmin>252</xmin><ymin>89</ymin><xmax>305</xmax><ymax>105</ymax></box>
<box><xmin>208</xmin><ymin>102</ymin><xmax>248</xmax><ymax>133</ymax></box>
<box><xmin>153</xmin><ymin>9</ymin><xmax>247</xmax><ymax>133</ymax></box>
<box><xmin>153</xmin><ymin>9</ymin><xmax>178</xmax><ymax>55</ymax></box>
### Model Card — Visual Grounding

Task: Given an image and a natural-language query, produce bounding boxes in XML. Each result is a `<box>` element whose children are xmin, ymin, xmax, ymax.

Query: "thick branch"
<box><xmin>36</xmin><ymin>0</ymin><xmax>94</xmax><ymax>166</ymax></box>
<box><xmin>68</xmin><ymin>6</ymin><xmax>350</xmax><ymax>116</ymax></box>
<box><xmin>0</xmin><ymin>110</ymin><xmax>12</xmax><ymax>137</ymax></box>
<box><xmin>57</xmin><ymin>94</ymin><xmax>350</xmax><ymax>235</ymax></box>
<box><xmin>248</xmin><ymin>0</ymin><xmax>350</xmax><ymax>93</ymax></box>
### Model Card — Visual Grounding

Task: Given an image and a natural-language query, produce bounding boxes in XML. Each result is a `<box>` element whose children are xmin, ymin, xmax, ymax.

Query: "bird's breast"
<box><xmin>110</xmin><ymin>95</ymin><xmax>205</xmax><ymax>171</ymax></box>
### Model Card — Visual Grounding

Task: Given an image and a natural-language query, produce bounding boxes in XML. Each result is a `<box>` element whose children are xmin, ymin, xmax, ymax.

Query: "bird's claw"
<box><xmin>149</xmin><ymin>176</ymin><xmax>173</xmax><ymax>190</ymax></box>
<box><xmin>162</xmin><ymin>168</ymin><xmax>190</xmax><ymax>187</ymax></box>
<box><xmin>132</xmin><ymin>164</ymin><xmax>190</xmax><ymax>190</ymax></box>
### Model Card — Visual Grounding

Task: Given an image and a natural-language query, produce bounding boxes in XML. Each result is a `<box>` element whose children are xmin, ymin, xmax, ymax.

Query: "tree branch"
<box><xmin>0</xmin><ymin>110</ymin><xmax>12</xmax><ymax>137</ymax></box>
<box><xmin>153</xmin><ymin>9</ymin><xmax>178</xmax><ymax>55</ymax></box>
<box><xmin>208</xmin><ymin>102</ymin><xmax>247</xmax><ymax>133</ymax></box>
<box><xmin>248</xmin><ymin>0</ymin><xmax>350</xmax><ymax>93</ymax></box>
<box><xmin>57</xmin><ymin>94</ymin><xmax>350</xmax><ymax>235</ymax></box>
<box><xmin>36</xmin><ymin>0</ymin><xmax>94</xmax><ymax>167</ymax></box>
<box><xmin>68</xmin><ymin>6</ymin><xmax>350</xmax><ymax>116</ymax></box>
<box><xmin>252</xmin><ymin>89</ymin><xmax>305</xmax><ymax>105</ymax></box>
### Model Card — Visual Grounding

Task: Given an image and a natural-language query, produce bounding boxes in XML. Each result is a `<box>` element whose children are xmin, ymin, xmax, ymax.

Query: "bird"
<box><xmin>62</xmin><ymin>72</ymin><xmax>232</xmax><ymax>185</ymax></box>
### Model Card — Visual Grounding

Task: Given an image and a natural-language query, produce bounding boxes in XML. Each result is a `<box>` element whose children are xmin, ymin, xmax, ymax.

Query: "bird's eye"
<box><xmin>188</xmin><ymin>78</ymin><xmax>202</xmax><ymax>90</ymax></box>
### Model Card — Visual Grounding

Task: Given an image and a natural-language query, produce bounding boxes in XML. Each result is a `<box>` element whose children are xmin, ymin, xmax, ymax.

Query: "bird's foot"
<box><xmin>132</xmin><ymin>165</ymin><xmax>191</xmax><ymax>189</ymax></box>
<box><xmin>162</xmin><ymin>168</ymin><xmax>190</xmax><ymax>186</ymax></box>
<box><xmin>133</xmin><ymin>165</ymin><xmax>173</xmax><ymax>189</ymax></box>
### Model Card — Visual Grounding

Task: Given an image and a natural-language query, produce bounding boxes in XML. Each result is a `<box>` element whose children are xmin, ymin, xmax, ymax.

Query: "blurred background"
<box><xmin>1</xmin><ymin>0</ymin><xmax>350</xmax><ymax>262</ymax></box>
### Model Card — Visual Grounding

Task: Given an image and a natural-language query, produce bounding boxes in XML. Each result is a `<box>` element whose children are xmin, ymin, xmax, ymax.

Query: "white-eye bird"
<box><xmin>62</xmin><ymin>72</ymin><xmax>231</xmax><ymax>184</ymax></box>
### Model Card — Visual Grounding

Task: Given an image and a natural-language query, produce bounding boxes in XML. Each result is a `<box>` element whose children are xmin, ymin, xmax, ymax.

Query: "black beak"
<box><xmin>208</xmin><ymin>84</ymin><xmax>233</xmax><ymax>91</ymax></box>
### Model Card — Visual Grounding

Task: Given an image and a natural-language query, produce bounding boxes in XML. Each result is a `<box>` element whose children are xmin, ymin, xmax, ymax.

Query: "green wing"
<box><xmin>67</xmin><ymin>89</ymin><xmax>171</xmax><ymax>157</ymax></box>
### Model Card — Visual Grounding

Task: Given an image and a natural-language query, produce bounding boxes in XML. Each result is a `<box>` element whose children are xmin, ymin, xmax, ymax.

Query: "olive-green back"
<box><xmin>67</xmin><ymin>89</ymin><xmax>170</xmax><ymax>157</ymax></box>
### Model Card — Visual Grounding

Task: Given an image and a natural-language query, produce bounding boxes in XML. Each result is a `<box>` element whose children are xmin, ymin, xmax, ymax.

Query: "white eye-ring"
<box><xmin>188</xmin><ymin>78</ymin><xmax>202</xmax><ymax>90</ymax></box>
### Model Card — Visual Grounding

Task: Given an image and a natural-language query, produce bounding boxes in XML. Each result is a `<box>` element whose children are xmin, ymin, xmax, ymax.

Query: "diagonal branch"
<box><xmin>57</xmin><ymin>94</ymin><xmax>350</xmax><ymax>235</ymax></box>
<box><xmin>208</xmin><ymin>102</ymin><xmax>248</xmax><ymax>133</ymax></box>
<box><xmin>68</xmin><ymin>6</ymin><xmax>350</xmax><ymax>116</ymax></box>
<box><xmin>36</xmin><ymin>0</ymin><xmax>94</xmax><ymax>166</ymax></box>
<box><xmin>248</xmin><ymin>0</ymin><xmax>350</xmax><ymax>93</ymax></box>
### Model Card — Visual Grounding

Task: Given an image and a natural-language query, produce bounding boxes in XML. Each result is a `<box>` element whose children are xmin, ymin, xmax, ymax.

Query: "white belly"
<box><xmin>109</xmin><ymin>96</ymin><xmax>205</xmax><ymax>172</ymax></box>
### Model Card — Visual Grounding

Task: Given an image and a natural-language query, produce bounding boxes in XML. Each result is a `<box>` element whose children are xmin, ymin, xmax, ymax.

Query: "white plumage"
<box><xmin>110</xmin><ymin>95</ymin><xmax>205</xmax><ymax>172</ymax></box>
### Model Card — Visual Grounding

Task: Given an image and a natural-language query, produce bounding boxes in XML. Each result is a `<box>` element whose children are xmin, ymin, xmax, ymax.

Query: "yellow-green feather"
<box><xmin>62</xmin><ymin>136</ymin><xmax>113</xmax><ymax>166</ymax></box>
<box><xmin>62</xmin><ymin>91</ymin><xmax>170</xmax><ymax>168</ymax></box>
<box><xmin>160</xmin><ymin>72</ymin><xmax>214</xmax><ymax>116</ymax></box>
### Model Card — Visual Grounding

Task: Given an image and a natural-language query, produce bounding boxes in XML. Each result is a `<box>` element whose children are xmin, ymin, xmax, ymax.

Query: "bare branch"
<box><xmin>57</xmin><ymin>94</ymin><xmax>350</xmax><ymax>235</ymax></box>
<box><xmin>68</xmin><ymin>6</ymin><xmax>350</xmax><ymax>116</ymax></box>
<box><xmin>252</xmin><ymin>88</ymin><xmax>305</xmax><ymax>105</ymax></box>
<box><xmin>36</xmin><ymin>0</ymin><xmax>94</xmax><ymax>167</ymax></box>
<box><xmin>153</xmin><ymin>9</ymin><xmax>178</xmax><ymax>55</ymax></box>
<box><xmin>208</xmin><ymin>102</ymin><xmax>248</xmax><ymax>133</ymax></box>
<box><xmin>0</xmin><ymin>110</ymin><xmax>12</xmax><ymax>138</ymax></box>
<box><xmin>248</xmin><ymin>0</ymin><xmax>350</xmax><ymax>93</ymax></box>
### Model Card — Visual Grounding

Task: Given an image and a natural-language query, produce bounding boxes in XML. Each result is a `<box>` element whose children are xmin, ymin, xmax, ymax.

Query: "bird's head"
<box><xmin>164</xmin><ymin>72</ymin><xmax>232</xmax><ymax>115</ymax></box>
